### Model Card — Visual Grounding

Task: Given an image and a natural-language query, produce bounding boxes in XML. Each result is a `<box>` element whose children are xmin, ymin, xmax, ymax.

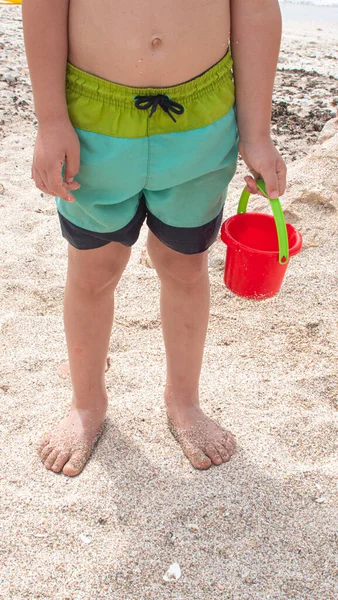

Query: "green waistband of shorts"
<box><xmin>66</xmin><ymin>51</ymin><xmax>235</xmax><ymax>138</ymax></box>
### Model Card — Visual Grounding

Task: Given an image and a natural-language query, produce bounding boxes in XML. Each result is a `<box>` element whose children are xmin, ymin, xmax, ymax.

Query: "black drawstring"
<box><xmin>134</xmin><ymin>94</ymin><xmax>184</xmax><ymax>122</ymax></box>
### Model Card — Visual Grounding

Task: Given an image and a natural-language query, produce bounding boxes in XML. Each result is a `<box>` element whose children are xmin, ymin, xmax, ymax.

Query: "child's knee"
<box><xmin>70</xmin><ymin>272</ymin><xmax>118</xmax><ymax>296</ymax></box>
<box><xmin>67</xmin><ymin>244</ymin><xmax>130</xmax><ymax>295</ymax></box>
<box><xmin>156</xmin><ymin>251</ymin><xmax>208</xmax><ymax>286</ymax></box>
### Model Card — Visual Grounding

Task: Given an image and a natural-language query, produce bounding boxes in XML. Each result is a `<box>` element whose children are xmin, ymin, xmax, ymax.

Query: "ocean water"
<box><xmin>280</xmin><ymin>0</ymin><xmax>338</xmax><ymax>5</ymax></box>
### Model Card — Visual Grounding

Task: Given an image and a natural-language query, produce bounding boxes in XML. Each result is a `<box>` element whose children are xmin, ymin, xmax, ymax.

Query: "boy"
<box><xmin>22</xmin><ymin>0</ymin><xmax>286</xmax><ymax>476</ymax></box>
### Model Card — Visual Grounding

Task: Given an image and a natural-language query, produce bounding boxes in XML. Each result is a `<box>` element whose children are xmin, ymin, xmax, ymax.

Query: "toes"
<box><xmin>40</xmin><ymin>444</ymin><xmax>53</xmax><ymax>462</ymax></box>
<box><xmin>39</xmin><ymin>436</ymin><xmax>50</xmax><ymax>455</ymax></box>
<box><xmin>219</xmin><ymin>444</ymin><xmax>231</xmax><ymax>463</ymax></box>
<box><xmin>204</xmin><ymin>444</ymin><xmax>223</xmax><ymax>466</ymax></box>
<box><xmin>221</xmin><ymin>431</ymin><xmax>236</xmax><ymax>450</ymax></box>
<box><xmin>63</xmin><ymin>453</ymin><xmax>88</xmax><ymax>477</ymax></box>
<box><xmin>51</xmin><ymin>451</ymin><xmax>70</xmax><ymax>473</ymax></box>
<box><xmin>186</xmin><ymin>447</ymin><xmax>212</xmax><ymax>470</ymax></box>
<box><xmin>44</xmin><ymin>449</ymin><xmax>60</xmax><ymax>470</ymax></box>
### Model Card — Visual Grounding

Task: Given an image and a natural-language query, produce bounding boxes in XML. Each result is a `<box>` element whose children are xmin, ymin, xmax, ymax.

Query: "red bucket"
<box><xmin>220</xmin><ymin>181</ymin><xmax>302</xmax><ymax>300</ymax></box>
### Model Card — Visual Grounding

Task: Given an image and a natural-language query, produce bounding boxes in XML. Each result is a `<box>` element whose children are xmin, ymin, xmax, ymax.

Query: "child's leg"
<box><xmin>147</xmin><ymin>232</ymin><xmax>236</xmax><ymax>470</ymax></box>
<box><xmin>39</xmin><ymin>241</ymin><xmax>130</xmax><ymax>476</ymax></box>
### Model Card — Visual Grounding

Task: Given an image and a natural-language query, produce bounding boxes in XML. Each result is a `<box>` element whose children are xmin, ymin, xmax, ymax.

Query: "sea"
<box><xmin>280</xmin><ymin>0</ymin><xmax>338</xmax><ymax>5</ymax></box>
<box><xmin>279</xmin><ymin>0</ymin><xmax>338</xmax><ymax>21</ymax></box>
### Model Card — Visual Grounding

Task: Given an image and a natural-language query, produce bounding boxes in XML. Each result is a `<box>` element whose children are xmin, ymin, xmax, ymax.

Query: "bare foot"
<box><xmin>39</xmin><ymin>404</ymin><xmax>106</xmax><ymax>476</ymax></box>
<box><xmin>167</xmin><ymin>403</ymin><xmax>236</xmax><ymax>470</ymax></box>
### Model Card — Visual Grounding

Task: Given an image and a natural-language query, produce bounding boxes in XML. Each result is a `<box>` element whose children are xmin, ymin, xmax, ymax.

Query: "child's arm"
<box><xmin>230</xmin><ymin>0</ymin><xmax>286</xmax><ymax>199</ymax></box>
<box><xmin>22</xmin><ymin>0</ymin><xmax>80</xmax><ymax>202</ymax></box>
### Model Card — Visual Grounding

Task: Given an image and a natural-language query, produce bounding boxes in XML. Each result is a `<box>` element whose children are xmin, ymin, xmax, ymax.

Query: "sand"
<box><xmin>1</xmin><ymin>6</ymin><xmax>338</xmax><ymax>600</ymax></box>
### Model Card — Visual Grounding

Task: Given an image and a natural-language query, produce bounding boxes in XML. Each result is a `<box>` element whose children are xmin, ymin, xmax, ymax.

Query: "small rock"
<box><xmin>313</xmin><ymin>496</ymin><xmax>327</xmax><ymax>504</ymax></box>
<box><xmin>186</xmin><ymin>523</ymin><xmax>199</xmax><ymax>532</ymax></box>
<box><xmin>209</xmin><ymin>256</ymin><xmax>225</xmax><ymax>271</ymax></box>
<box><xmin>0</xmin><ymin>385</ymin><xmax>9</xmax><ymax>393</ymax></box>
<box><xmin>163</xmin><ymin>563</ymin><xmax>181</xmax><ymax>582</ymax></box>
<box><xmin>79</xmin><ymin>534</ymin><xmax>92</xmax><ymax>544</ymax></box>
<box><xmin>0</xmin><ymin>183</ymin><xmax>4</xmax><ymax>195</ymax></box>
<box><xmin>2</xmin><ymin>73</ymin><xmax>17</xmax><ymax>85</ymax></box>
<box><xmin>58</xmin><ymin>362</ymin><xmax>70</xmax><ymax>379</ymax></box>
<box><xmin>306</xmin><ymin>321</ymin><xmax>320</xmax><ymax>331</ymax></box>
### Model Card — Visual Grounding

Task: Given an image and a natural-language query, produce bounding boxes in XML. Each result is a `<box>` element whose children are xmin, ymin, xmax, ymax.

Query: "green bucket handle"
<box><xmin>237</xmin><ymin>179</ymin><xmax>289</xmax><ymax>265</ymax></box>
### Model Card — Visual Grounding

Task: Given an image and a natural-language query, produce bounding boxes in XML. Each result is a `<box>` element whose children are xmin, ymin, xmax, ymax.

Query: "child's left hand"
<box><xmin>238</xmin><ymin>137</ymin><xmax>287</xmax><ymax>199</ymax></box>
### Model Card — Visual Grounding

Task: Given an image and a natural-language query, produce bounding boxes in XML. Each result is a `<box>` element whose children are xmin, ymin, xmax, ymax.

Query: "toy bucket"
<box><xmin>220</xmin><ymin>179</ymin><xmax>302</xmax><ymax>299</ymax></box>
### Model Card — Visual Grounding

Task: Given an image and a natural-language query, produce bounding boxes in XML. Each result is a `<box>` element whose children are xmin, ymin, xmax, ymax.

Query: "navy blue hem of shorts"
<box><xmin>58</xmin><ymin>201</ymin><xmax>223</xmax><ymax>254</ymax></box>
<box><xmin>147</xmin><ymin>209</ymin><xmax>224</xmax><ymax>255</ymax></box>
<box><xmin>58</xmin><ymin>200</ymin><xmax>147</xmax><ymax>250</ymax></box>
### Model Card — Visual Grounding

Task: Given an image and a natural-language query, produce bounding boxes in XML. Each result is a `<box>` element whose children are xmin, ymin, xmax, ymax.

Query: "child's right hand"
<box><xmin>32</xmin><ymin>119</ymin><xmax>81</xmax><ymax>202</ymax></box>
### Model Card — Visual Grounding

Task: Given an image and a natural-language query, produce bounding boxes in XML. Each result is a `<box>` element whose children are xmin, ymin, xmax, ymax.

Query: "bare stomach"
<box><xmin>68</xmin><ymin>0</ymin><xmax>231</xmax><ymax>87</ymax></box>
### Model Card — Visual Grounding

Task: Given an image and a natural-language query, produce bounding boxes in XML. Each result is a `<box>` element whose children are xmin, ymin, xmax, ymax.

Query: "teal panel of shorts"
<box><xmin>56</xmin><ymin>53</ymin><xmax>238</xmax><ymax>253</ymax></box>
<box><xmin>57</xmin><ymin>108</ymin><xmax>238</xmax><ymax>234</ymax></box>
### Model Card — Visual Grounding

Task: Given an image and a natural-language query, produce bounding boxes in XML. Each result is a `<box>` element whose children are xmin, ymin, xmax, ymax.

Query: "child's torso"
<box><xmin>68</xmin><ymin>0</ymin><xmax>231</xmax><ymax>86</ymax></box>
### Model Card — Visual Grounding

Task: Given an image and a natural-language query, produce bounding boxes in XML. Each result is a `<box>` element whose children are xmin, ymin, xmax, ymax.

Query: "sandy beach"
<box><xmin>1</xmin><ymin>5</ymin><xmax>338</xmax><ymax>600</ymax></box>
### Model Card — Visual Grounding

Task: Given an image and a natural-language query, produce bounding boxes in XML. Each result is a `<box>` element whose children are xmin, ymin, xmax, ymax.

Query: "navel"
<box><xmin>151</xmin><ymin>37</ymin><xmax>163</xmax><ymax>49</ymax></box>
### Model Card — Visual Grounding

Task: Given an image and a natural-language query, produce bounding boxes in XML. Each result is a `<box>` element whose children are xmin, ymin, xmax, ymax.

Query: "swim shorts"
<box><xmin>56</xmin><ymin>52</ymin><xmax>238</xmax><ymax>254</ymax></box>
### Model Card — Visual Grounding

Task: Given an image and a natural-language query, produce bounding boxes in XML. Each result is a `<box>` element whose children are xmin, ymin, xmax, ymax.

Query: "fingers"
<box><xmin>64</xmin><ymin>147</ymin><xmax>80</xmax><ymax>185</ymax></box>
<box><xmin>240</xmin><ymin>139</ymin><xmax>287</xmax><ymax>200</ymax></box>
<box><xmin>66</xmin><ymin>180</ymin><xmax>81</xmax><ymax>192</ymax></box>
<box><xmin>32</xmin><ymin>167</ymin><xmax>49</xmax><ymax>194</ymax></box>
<box><xmin>32</xmin><ymin>163</ymin><xmax>80</xmax><ymax>202</ymax></box>
<box><xmin>276</xmin><ymin>157</ymin><xmax>287</xmax><ymax>197</ymax></box>
<box><xmin>259</xmin><ymin>164</ymin><xmax>279</xmax><ymax>199</ymax></box>
<box><xmin>244</xmin><ymin>175</ymin><xmax>259</xmax><ymax>195</ymax></box>
<box><xmin>46</xmin><ymin>162</ymin><xmax>76</xmax><ymax>202</ymax></box>
<box><xmin>244</xmin><ymin>159</ymin><xmax>287</xmax><ymax>200</ymax></box>
<box><xmin>259</xmin><ymin>155</ymin><xmax>287</xmax><ymax>199</ymax></box>
<box><xmin>32</xmin><ymin>123</ymin><xmax>81</xmax><ymax>201</ymax></box>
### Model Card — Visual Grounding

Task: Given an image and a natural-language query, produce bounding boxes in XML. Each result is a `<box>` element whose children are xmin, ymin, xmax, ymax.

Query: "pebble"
<box><xmin>79</xmin><ymin>534</ymin><xmax>92</xmax><ymax>544</ymax></box>
<box><xmin>209</xmin><ymin>256</ymin><xmax>224</xmax><ymax>271</ymax></box>
<box><xmin>163</xmin><ymin>563</ymin><xmax>181</xmax><ymax>582</ymax></box>
<box><xmin>2</xmin><ymin>73</ymin><xmax>17</xmax><ymax>85</ymax></box>
<box><xmin>186</xmin><ymin>523</ymin><xmax>199</xmax><ymax>532</ymax></box>
<box><xmin>314</xmin><ymin>496</ymin><xmax>328</xmax><ymax>504</ymax></box>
